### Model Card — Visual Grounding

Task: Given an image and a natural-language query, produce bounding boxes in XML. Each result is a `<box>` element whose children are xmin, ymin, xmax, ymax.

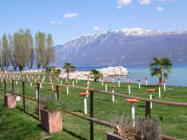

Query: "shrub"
<box><xmin>45</xmin><ymin>66</ymin><xmax>61</xmax><ymax>76</ymax></box>
<box><xmin>113</xmin><ymin>116</ymin><xmax>136</xmax><ymax>140</ymax></box>
<box><xmin>113</xmin><ymin>116</ymin><xmax>161</xmax><ymax>140</ymax></box>
<box><xmin>136</xmin><ymin>118</ymin><xmax>160</xmax><ymax>140</ymax></box>
<box><xmin>40</xmin><ymin>95</ymin><xmax>62</xmax><ymax>112</ymax></box>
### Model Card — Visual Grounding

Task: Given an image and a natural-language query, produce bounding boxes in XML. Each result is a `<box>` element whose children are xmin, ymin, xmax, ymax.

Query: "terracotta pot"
<box><xmin>40</xmin><ymin>109</ymin><xmax>63</xmax><ymax>134</ymax></box>
<box><xmin>4</xmin><ymin>94</ymin><xmax>17</xmax><ymax>109</ymax></box>
<box><xmin>106</xmin><ymin>132</ymin><xmax>127</xmax><ymax>140</ymax></box>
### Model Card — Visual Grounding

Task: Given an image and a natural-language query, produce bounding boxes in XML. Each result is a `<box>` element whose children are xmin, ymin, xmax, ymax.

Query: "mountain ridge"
<box><xmin>55</xmin><ymin>28</ymin><xmax>187</xmax><ymax>66</ymax></box>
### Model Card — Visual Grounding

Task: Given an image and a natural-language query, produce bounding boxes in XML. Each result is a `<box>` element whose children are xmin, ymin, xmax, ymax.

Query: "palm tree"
<box><xmin>90</xmin><ymin>69</ymin><xmax>103</xmax><ymax>82</ymax></box>
<box><xmin>63</xmin><ymin>62</ymin><xmax>75</xmax><ymax>80</ymax></box>
<box><xmin>150</xmin><ymin>57</ymin><xmax>172</xmax><ymax>83</ymax></box>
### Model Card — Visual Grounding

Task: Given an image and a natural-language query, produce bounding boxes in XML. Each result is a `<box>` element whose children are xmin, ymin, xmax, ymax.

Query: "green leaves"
<box><xmin>63</xmin><ymin>63</ymin><xmax>76</xmax><ymax>71</ymax></box>
<box><xmin>41</xmin><ymin>95</ymin><xmax>62</xmax><ymax>112</ymax></box>
<box><xmin>90</xmin><ymin>69</ymin><xmax>103</xmax><ymax>82</ymax></box>
<box><xmin>150</xmin><ymin>57</ymin><xmax>172</xmax><ymax>82</ymax></box>
<box><xmin>1</xmin><ymin>34</ymin><xmax>9</xmax><ymax>69</ymax></box>
<box><xmin>0</xmin><ymin>29</ymin><xmax>55</xmax><ymax>71</ymax></box>
<box><xmin>63</xmin><ymin>62</ymin><xmax>76</xmax><ymax>80</ymax></box>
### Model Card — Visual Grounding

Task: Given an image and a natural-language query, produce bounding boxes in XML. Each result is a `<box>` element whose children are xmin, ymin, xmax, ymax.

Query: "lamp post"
<box><xmin>156</xmin><ymin>83</ymin><xmax>162</xmax><ymax>98</ymax></box>
<box><xmin>126</xmin><ymin>98</ymin><xmax>140</xmax><ymax>127</ymax></box>
<box><xmin>66</xmin><ymin>86</ymin><xmax>69</xmax><ymax>96</ymax></box>
<box><xmin>162</xmin><ymin>80</ymin><xmax>166</xmax><ymax>92</ymax></box>
<box><xmin>118</xmin><ymin>80</ymin><xmax>121</xmax><ymax>88</ymax></box>
<box><xmin>105</xmin><ymin>83</ymin><xmax>108</xmax><ymax>92</ymax></box>
<box><xmin>128</xmin><ymin>83</ymin><xmax>132</xmax><ymax>96</ymax></box>
<box><xmin>72</xmin><ymin>80</ymin><xmax>75</xmax><ymax>87</ymax></box>
<box><xmin>101</xmin><ymin>79</ymin><xmax>104</xmax><ymax>87</ymax></box>
<box><xmin>80</xmin><ymin>92</ymin><xmax>90</xmax><ymax>114</ymax></box>
<box><xmin>146</xmin><ymin>88</ymin><xmax>156</xmax><ymax>109</ymax></box>
<box><xmin>145</xmin><ymin>77</ymin><xmax>148</xmax><ymax>86</ymax></box>
<box><xmin>137</xmin><ymin>80</ymin><xmax>141</xmax><ymax>89</ymax></box>
<box><xmin>110</xmin><ymin>85</ymin><xmax>117</xmax><ymax>104</ymax></box>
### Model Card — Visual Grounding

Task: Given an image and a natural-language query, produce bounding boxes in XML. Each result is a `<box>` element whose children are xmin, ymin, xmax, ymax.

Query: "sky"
<box><xmin>0</xmin><ymin>0</ymin><xmax>186</xmax><ymax>45</ymax></box>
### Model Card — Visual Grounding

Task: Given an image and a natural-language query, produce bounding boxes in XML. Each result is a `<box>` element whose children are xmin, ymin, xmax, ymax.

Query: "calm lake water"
<box><xmin>127</xmin><ymin>64</ymin><xmax>187</xmax><ymax>86</ymax></box>
<box><xmin>78</xmin><ymin>63</ymin><xmax>187</xmax><ymax>87</ymax></box>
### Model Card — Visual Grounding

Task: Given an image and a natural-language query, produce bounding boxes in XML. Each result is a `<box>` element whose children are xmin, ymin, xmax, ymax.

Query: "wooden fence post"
<box><xmin>37</xmin><ymin>83</ymin><xmax>40</xmax><ymax>120</ymax></box>
<box><xmin>0</xmin><ymin>80</ymin><xmax>2</xmax><ymax>92</ymax></box>
<box><xmin>12</xmin><ymin>80</ymin><xmax>15</xmax><ymax>91</ymax></box>
<box><xmin>56</xmin><ymin>85</ymin><xmax>60</xmax><ymax>101</ymax></box>
<box><xmin>22</xmin><ymin>81</ymin><xmax>26</xmax><ymax>112</ymax></box>
<box><xmin>145</xmin><ymin>101</ymin><xmax>151</xmax><ymax>119</ymax></box>
<box><xmin>90</xmin><ymin>90</ymin><xmax>94</xmax><ymax>140</ymax></box>
<box><xmin>4</xmin><ymin>79</ymin><xmax>6</xmax><ymax>96</ymax></box>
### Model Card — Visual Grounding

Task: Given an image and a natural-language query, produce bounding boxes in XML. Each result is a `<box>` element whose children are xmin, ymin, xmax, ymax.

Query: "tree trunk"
<box><xmin>159</xmin><ymin>69</ymin><xmax>164</xmax><ymax>83</ymax></box>
<box><xmin>67</xmin><ymin>70</ymin><xmax>69</xmax><ymax>81</ymax></box>
<box><xmin>94</xmin><ymin>78</ymin><xmax>97</xmax><ymax>82</ymax></box>
<box><xmin>19</xmin><ymin>65</ymin><xmax>24</xmax><ymax>71</ymax></box>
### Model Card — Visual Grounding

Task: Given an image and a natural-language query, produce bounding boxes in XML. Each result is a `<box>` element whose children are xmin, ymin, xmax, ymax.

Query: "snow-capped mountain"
<box><xmin>55</xmin><ymin>28</ymin><xmax>187</xmax><ymax>66</ymax></box>
<box><xmin>114</xmin><ymin>28</ymin><xmax>163</xmax><ymax>36</ymax></box>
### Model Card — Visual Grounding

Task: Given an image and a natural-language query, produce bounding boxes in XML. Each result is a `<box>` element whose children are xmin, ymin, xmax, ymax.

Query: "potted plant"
<box><xmin>40</xmin><ymin>96</ymin><xmax>63</xmax><ymax>134</ymax></box>
<box><xmin>106</xmin><ymin>116</ymin><xmax>161</xmax><ymax>140</ymax></box>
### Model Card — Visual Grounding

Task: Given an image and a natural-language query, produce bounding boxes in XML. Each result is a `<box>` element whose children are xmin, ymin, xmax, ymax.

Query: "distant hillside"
<box><xmin>55</xmin><ymin>28</ymin><xmax>187</xmax><ymax>66</ymax></box>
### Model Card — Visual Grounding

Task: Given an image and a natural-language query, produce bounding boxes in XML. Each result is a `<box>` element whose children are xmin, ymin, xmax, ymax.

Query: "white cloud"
<box><xmin>116</xmin><ymin>0</ymin><xmax>173</xmax><ymax>8</ymax></box>
<box><xmin>139</xmin><ymin>0</ymin><xmax>151</xmax><ymax>5</ymax></box>
<box><xmin>158</xmin><ymin>0</ymin><xmax>175</xmax><ymax>2</ymax></box>
<box><xmin>93</xmin><ymin>26</ymin><xmax>101</xmax><ymax>31</ymax></box>
<box><xmin>117</xmin><ymin>0</ymin><xmax>132</xmax><ymax>8</ymax></box>
<box><xmin>64</xmin><ymin>13</ymin><xmax>80</xmax><ymax>18</ymax></box>
<box><xmin>156</xmin><ymin>6</ymin><xmax>165</xmax><ymax>12</ymax></box>
<box><xmin>49</xmin><ymin>20</ymin><xmax>63</xmax><ymax>25</ymax></box>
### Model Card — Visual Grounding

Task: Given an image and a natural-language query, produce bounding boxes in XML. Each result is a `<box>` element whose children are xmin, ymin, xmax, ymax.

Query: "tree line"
<box><xmin>0</xmin><ymin>29</ymin><xmax>55</xmax><ymax>71</ymax></box>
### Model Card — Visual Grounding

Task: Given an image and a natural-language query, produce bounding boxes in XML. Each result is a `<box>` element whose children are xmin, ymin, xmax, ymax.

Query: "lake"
<box><xmin>77</xmin><ymin>63</ymin><xmax>187</xmax><ymax>86</ymax></box>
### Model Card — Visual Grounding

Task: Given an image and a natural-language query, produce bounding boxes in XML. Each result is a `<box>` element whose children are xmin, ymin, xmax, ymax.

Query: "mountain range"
<box><xmin>55</xmin><ymin>28</ymin><xmax>187</xmax><ymax>67</ymax></box>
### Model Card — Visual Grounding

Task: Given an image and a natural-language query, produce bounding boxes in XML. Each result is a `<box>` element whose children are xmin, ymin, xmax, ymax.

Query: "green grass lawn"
<box><xmin>0</xmin><ymin>77</ymin><xmax>187</xmax><ymax>140</ymax></box>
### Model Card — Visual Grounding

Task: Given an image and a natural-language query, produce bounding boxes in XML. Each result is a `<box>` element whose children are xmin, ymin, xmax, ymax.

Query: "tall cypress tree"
<box><xmin>35</xmin><ymin>32</ymin><xmax>46</xmax><ymax>68</ymax></box>
<box><xmin>2</xmin><ymin>34</ymin><xmax>10</xmax><ymax>69</ymax></box>
<box><xmin>13</xmin><ymin>30</ymin><xmax>31</xmax><ymax>71</ymax></box>
<box><xmin>43</xmin><ymin>33</ymin><xmax>55</xmax><ymax>68</ymax></box>
<box><xmin>25</xmin><ymin>29</ymin><xmax>34</xmax><ymax>69</ymax></box>
<box><xmin>0</xmin><ymin>29</ymin><xmax>55</xmax><ymax>71</ymax></box>
<box><xmin>0</xmin><ymin>39</ymin><xmax>2</xmax><ymax>70</ymax></box>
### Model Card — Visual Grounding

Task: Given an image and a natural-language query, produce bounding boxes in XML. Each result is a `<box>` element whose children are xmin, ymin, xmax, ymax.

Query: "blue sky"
<box><xmin>0</xmin><ymin>0</ymin><xmax>186</xmax><ymax>44</ymax></box>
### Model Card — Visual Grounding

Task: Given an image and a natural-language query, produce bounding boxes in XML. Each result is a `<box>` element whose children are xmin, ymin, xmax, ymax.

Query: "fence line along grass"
<box><xmin>0</xmin><ymin>72</ymin><xmax>187</xmax><ymax>139</ymax></box>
